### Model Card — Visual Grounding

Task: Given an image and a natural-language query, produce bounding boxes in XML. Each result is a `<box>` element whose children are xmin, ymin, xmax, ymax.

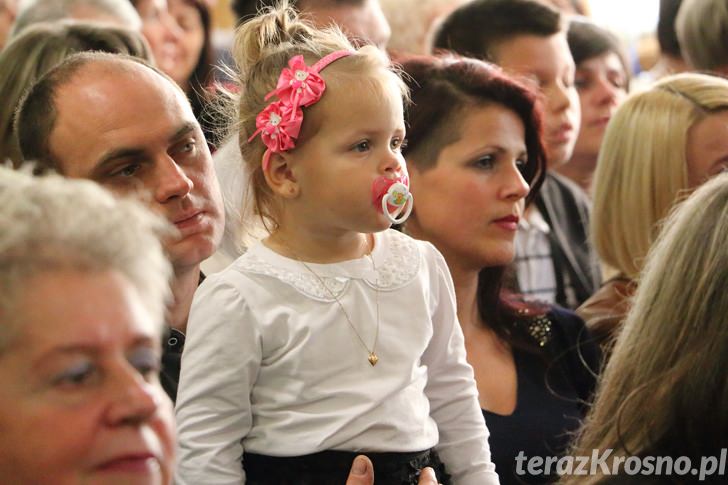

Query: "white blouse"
<box><xmin>175</xmin><ymin>229</ymin><xmax>499</xmax><ymax>484</ymax></box>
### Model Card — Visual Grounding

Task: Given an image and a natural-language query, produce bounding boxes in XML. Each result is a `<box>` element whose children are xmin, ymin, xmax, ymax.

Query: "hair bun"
<box><xmin>233</xmin><ymin>1</ymin><xmax>316</xmax><ymax>79</ymax></box>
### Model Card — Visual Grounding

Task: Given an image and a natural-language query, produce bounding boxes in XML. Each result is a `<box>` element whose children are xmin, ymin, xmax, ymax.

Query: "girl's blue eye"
<box><xmin>353</xmin><ymin>140</ymin><xmax>371</xmax><ymax>152</ymax></box>
<box><xmin>391</xmin><ymin>138</ymin><xmax>408</xmax><ymax>151</ymax></box>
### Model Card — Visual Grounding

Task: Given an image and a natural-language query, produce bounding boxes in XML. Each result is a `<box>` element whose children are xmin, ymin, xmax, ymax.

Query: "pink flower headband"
<box><xmin>248</xmin><ymin>50</ymin><xmax>353</xmax><ymax>171</ymax></box>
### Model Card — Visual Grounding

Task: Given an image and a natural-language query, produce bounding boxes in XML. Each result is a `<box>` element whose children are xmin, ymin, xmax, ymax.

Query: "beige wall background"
<box><xmin>212</xmin><ymin>0</ymin><xmax>235</xmax><ymax>29</ymax></box>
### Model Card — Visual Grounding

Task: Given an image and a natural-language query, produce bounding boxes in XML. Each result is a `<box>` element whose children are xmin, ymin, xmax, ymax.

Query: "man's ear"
<box><xmin>403</xmin><ymin>158</ymin><xmax>421</xmax><ymax>221</ymax></box>
<box><xmin>263</xmin><ymin>151</ymin><xmax>300</xmax><ymax>198</ymax></box>
<box><xmin>405</xmin><ymin>157</ymin><xmax>421</xmax><ymax>185</ymax></box>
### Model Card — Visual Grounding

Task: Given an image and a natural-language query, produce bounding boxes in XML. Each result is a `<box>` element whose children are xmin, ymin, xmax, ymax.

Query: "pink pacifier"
<box><xmin>372</xmin><ymin>176</ymin><xmax>414</xmax><ymax>225</ymax></box>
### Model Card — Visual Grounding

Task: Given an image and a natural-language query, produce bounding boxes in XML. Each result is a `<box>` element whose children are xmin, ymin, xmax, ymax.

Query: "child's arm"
<box><xmin>420</xmin><ymin>246</ymin><xmax>501</xmax><ymax>485</ymax></box>
<box><xmin>174</xmin><ymin>275</ymin><xmax>260</xmax><ymax>485</ymax></box>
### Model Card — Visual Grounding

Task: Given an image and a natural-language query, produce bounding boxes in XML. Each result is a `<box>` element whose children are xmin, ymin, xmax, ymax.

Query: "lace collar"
<box><xmin>234</xmin><ymin>230</ymin><xmax>421</xmax><ymax>301</ymax></box>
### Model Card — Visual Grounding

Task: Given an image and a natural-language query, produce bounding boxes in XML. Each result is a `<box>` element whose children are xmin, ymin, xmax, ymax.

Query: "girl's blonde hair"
<box><xmin>561</xmin><ymin>173</ymin><xmax>728</xmax><ymax>484</ymax></box>
<box><xmin>233</xmin><ymin>0</ymin><xmax>406</xmax><ymax>231</ymax></box>
<box><xmin>592</xmin><ymin>72</ymin><xmax>728</xmax><ymax>278</ymax></box>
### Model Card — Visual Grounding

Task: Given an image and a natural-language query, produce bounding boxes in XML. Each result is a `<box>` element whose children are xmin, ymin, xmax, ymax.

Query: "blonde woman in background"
<box><xmin>577</xmin><ymin>72</ymin><xmax>728</xmax><ymax>351</ymax></box>
<box><xmin>562</xmin><ymin>173</ymin><xmax>728</xmax><ymax>484</ymax></box>
<box><xmin>0</xmin><ymin>20</ymin><xmax>152</xmax><ymax>166</ymax></box>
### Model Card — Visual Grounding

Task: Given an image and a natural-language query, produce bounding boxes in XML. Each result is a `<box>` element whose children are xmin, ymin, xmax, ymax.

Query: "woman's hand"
<box><xmin>345</xmin><ymin>455</ymin><xmax>441</xmax><ymax>485</ymax></box>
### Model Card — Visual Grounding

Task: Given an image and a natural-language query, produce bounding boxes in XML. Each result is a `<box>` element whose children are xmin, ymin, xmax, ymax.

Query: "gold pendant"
<box><xmin>368</xmin><ymin>352</ymin><xmax>379</xmax><ymax>366</ymax></box>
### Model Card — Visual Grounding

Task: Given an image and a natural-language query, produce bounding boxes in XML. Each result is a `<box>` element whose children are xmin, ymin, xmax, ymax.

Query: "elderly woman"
<box><xmin>577</xmin><ymin>72</ymin><xmax>728</xmax><ymax>351</ymax></box>
<box><xmin>0</xmin><ymin>168</ymin><xmax>176</xmax><ymax>483</ymax></box>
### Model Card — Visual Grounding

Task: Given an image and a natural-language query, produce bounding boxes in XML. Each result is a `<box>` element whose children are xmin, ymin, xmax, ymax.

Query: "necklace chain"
<box><xmin>286</xmin><ymin>235</ymin><xmax>380</xmax><ymax>366</ymax></box>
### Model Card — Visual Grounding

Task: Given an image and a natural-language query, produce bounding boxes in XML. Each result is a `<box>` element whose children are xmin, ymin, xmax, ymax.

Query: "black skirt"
<box><xmin>243</xmin><ymin>448</ymin><xmax>451</xmax><ymax>485</ymax></box>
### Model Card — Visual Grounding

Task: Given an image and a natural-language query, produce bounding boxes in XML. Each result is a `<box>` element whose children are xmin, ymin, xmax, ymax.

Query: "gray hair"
<box><xmin>676</xmin><ymin>0</ymin><xmax>728</xmax><ymax>71</ymax></box>
<box><xmin>10</xmin><ymin>0</ymin><xmax>142</xmax><ymax>37</ymax></box>
<box><xmin>0</xmin><ymin>167</ymin><xmax>173</xmax><ymax>352</ymax></box>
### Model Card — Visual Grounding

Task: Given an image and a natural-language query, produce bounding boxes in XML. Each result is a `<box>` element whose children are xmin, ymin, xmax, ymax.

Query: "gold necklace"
<box><xmin>288</xmin><ymin>236</ymin><xmax>380</xmax><ymax>366</ymax></box>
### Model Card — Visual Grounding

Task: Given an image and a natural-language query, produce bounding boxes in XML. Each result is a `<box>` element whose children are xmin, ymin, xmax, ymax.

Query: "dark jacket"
<box><xmin>160</xmin><ymin>271</ymin><xmax>205</xmax><ymax>403</ymax></box>
<box><xmin>161</xmin><ymin>328</ymin><xmax>185</xmax><ymax>402</ymax></box>
<box><xmin>534</xmin><ymin>172</ymin><xmax>601</xmax><ymax>308</ymax></box>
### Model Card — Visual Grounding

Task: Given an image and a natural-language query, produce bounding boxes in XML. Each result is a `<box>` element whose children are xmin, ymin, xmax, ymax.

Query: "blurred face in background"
<box><xmin>301</xmin><ymin>0</ymin><xmax>391</xmax><ymax>50</ymax></box>
<box><xmin>572</xmin><ymin>51</ymin><xmax>628</xmax><ymax>162</ymax></box>
<box><xmin>168</xmin><ymin>0</ymin><xmax>205</xmax><ymax>90</ymax></box>
<box><xmin>686</xmin><ymin>110</ymin><xmax>728</xmax><ymax>188</ymax></box>
<box><xmin>0</xmin><ymin>0</ymin><xmax>18</xmax><ymax>49</ymax></box>
<box><xmin>494</xmin><ymin>32</ymin><xmax>580</xmax><ymax>167</ymax></box>
<box><xmin>134</xmin><ymin>0</ymin><xmax>184</xmax><ymax>82</ymax></box>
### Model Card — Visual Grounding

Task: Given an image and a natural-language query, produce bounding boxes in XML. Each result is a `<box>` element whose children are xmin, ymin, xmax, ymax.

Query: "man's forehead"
<box><xmin>55</xmin><ymin>60</ymin><xmax>191</xmax><ymax>125</ymax></box>
<box><xmin>50</xmin><ymin>60</ymin><xmax>197</xmax><ymax>173</ymax></box>
<box><xmin>493</xmin><ymin>33</ymin><xmax>572</xmax><ymax>72</ymax></box>
<box><xmin>61</xmin><ymin>59</ymin><xmax>173</xmax><ymax>93</ymax></box>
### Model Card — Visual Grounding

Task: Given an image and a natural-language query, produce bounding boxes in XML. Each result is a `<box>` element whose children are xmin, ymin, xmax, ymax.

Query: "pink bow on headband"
<box><xmin>266</xmin><ymin>55</ymin><xmax>327</xmax><ymax>112</ymax></box>
<box><xmin>254</xmin><ymin>101</ymin><xmax>302</xmax><ymax>154</ymax></box>
<box><xmin>248</xmin><ymin>50</ymin><xmax>352</xmax><ymax>171</ymax></box>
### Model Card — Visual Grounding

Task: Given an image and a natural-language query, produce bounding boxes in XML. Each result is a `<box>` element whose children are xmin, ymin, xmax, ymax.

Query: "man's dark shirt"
<box><xmin>160</xmin><ymin>272</ymin><xmax>205</xmax><ymax>402</ymax></box>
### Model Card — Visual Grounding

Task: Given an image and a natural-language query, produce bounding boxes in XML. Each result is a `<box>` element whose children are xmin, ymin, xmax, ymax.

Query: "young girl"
<box><xmin>174</xmin><ymin>3</ymin><xmax>498</xmax><ymax>485</ymax></box>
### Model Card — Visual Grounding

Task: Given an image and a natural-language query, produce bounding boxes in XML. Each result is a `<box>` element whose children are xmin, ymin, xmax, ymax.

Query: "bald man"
<box><xmin>16</xmin><ymin>53</ymin><xmax>225</xmax><ymax>401</ymax></box>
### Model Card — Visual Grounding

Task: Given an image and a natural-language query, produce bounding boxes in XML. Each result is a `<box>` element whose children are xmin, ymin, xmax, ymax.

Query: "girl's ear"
<box><xmin>264</xmin><ymin>151</ymin><xmax>300</xmax><ymax>199</ymax></box>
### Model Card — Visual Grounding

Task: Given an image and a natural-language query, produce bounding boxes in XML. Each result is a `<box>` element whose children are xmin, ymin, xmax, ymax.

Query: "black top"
<box><xmin>161</xmin><ymin>327</ymin><xmax>186</xmax><ymax>402</ymax></box>
<box><xmin>159</xmin><ymin>271</ymin><xmax>205</xmax><ymax>403</ymax></box>
<box><xmin>483</xmin><ymin>306</ymin><xmax>601</xmax><ymax>484</ymax></box>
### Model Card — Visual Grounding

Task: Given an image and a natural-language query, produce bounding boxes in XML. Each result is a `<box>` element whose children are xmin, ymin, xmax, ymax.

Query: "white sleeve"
<box><xmin>174</xmin><ymin>274</ymin><xmax>260</xmax><ymax>485</ymax></box>
<box><xmin>421</xmin><ymin>246</ymin><xmax>500</xmax><ymax>485</ymax></box>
